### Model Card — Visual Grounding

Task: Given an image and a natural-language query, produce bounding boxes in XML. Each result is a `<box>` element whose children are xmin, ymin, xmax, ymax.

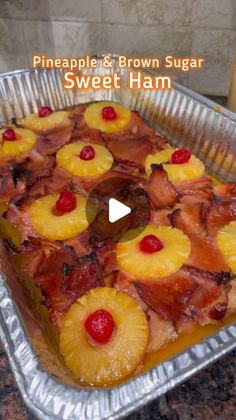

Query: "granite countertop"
<box><xmin>1</xmin><ymin>95</ymin><xmax>235</xmax><ymax>420</ymax></box>
<box><xmin>0</xmin><ymin>339</ymin><xmax>236</xmax><ymax>420</ymax></box>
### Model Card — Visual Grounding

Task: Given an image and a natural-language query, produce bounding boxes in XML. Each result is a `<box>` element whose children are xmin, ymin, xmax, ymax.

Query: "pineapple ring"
<box><xmin>84</xmin><ymin>101</ymin><xmax>131</xmax><ymax>133</ymax></box>
<box><xmin>216</xmin><ymin>221</ymin><xmax>236</xmax><ymax>274</ymax></box>
<box><xmin>56</xmin><ymin>141</ymin><xmax>113</xmax><ymax>177</ymax></box>
<box><xmin>145</xmin><ymin>147</ymin><xmax>205</xmax><ymax>182</ymax></box>
<box><xmin>29</xmin><ymin>194</ymin><xmax>90</xmax><ymax>241</ymax></box>
<box><xmin>116</xmin><ymin>224</ymin><xmax>191</xmax><ymax>279</ymax></box>
<box><xmin>18</xmin><ymin>111</ymin><xmax>69</xmax><ymax>131</ymax></box>
<box><xmin>60</xmin><ymin>287</ymin><xmax>149</xmax><ymax>386</ymax></box>
<box><xmin>0</xmin><ymin>128</ymin><xmax>36</xmax><ymax>157</ymax></box>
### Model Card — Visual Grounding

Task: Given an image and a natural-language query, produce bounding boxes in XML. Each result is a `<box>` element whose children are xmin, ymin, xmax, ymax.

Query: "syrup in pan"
<box><xmin>142</xmin><ymin>314</ymin><xmax>236</xmax><ymax>374</ymax></box>
<box><xmin>0</xmin><ymin>202</ymin><xmax>235</xmax><ymax>384</ymax></box>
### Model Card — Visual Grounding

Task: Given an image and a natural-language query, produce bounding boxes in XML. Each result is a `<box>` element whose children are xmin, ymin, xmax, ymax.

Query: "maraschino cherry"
<box><xmin>2</xmin><ymin>128</ymin><xmax>17</xmax><ymax>141</ymax></box>
<box><xmin>140</xmin><ymin>234</ymin><xmax>164</xmax><ymax>254</ymax></box>
<box><xmin>171</xmin><ymin>149</ymin><xmax>191</xmax><ymax>164</ymax></box>
<box><xmin>85</xmin><ymin>309</ymin><xmax>115</xmax><ymax>344</ymax></box>
<box><xmin>55</xmin><ymin>191</ymin><xmax>76</xmax><ymax>214</ymax></box>
<box><xmin>102</xmin><ymin>106</ymin><xmax>117</xmax><ymax>121</ymax></box>
<box><xmin>38</xmin><ymin>106</ymin><xmax>53</xmax><ymax>118</ymax></box>
<box><xmin>79</xmin><ymin>145</ymin><xmax>95</xmax><ymax>161</ymax></box>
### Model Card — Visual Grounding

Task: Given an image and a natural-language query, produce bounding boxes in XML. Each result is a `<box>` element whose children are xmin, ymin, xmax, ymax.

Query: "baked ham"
<box><xmin>70</xmin><ymin>105</ymin><xmax>104</xmax><ymax>144</ymax></box>
<box><xmin>107</xmin><ymin>136</ymin><xmax>154</xmax><ymax>166</ymax></box>
<box><xmin>114</xmin><ymin>271</ymin><xmax>177</xmax><ymax>350</ymax></box>
<box><xmin>150</xmin><ymin>209</ymin><xmax>172</xmax><ymax>226</ymax></box>
<box><xmin>135</xmin><ymin>267</ymin><xmax>229</xmax><ymax>327</ymax></box>
<box><xmin>170</xmin><ymin>202</ymin><xmax>206</xmax><ymax>236</ymax></box>
<box><xmin>34</xmin><ymin>246</ymin><xmax>103</xmax><ymax>323</ymax></box>
<box><xmin>206</xmin><ymin>201</ymin><xmax>236</xmax><ymax>236</ymax></box>
<box><xmin>2</xmin><ymin>101</ymin><xmax>236</xmax><ymax>357</ymax></box>
<box><xmin>147</xmin><ymin>165</ymin><xmax>178</xmax><ymax>209</ymax></box>
<box><xmin>0</xmin><ymin>174</ymin><xmax>25</xmax><ymax>203</ymax></box>
<box><xmin>213</xmin><ymin>183</ymin><xmax>236</xmax><ymax>201</ymax></box>
<box><xmin>174</xmin><ymin>176</ymin><xmax>213</xmax><ymax>207</ymax></box>
<box><xmin>103</xmin><ymin>111</ymin><xmax>155</xmax><ymax>142</ymax></box>
<box><xmin>90</xmin><ymin>238</ymin><xmax>118</xmax><ymax>275</ymax></box>
<box><xmin>135</xmin><ymin>270</ymin><xmax>197</xmax><ymax>321</ymax></box>
<box><xmin>33</xmin><ymin>165</ymin><xmax>141</xmax><ymax>196</ymax></box>
<box><xmin>5</xmin><ymin>198</ymin><xmax>39</xmax><ymax>242</ymax></box>
<box><xmin>35</xmin><ymin>117</ymin><xmax>74</xmax><ymax>155</ymax></box>
<box><xmin>186</xmin><ymin>235</ymin><xmax>229</xmax><ymax>273</ymax></box>
<box><xmin>146</xmin><ymin>309</ymin><xmax>177</xmax><ymax>352</ymax></box>
<box><xmin>64</xmin><ymin>230</ymin><xmax>92</xmax><ymax>257</ymax></box>
<box><xmin>12</xmin><ymin>156</ymin><xmax>55</xmax><ymax>192</ymax></box>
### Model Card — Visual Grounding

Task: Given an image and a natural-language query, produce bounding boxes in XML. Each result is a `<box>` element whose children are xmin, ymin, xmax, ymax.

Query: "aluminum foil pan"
<box><xmin>0</xmin><ymin>56</ymin><xmax>236</xmax><ymax>419</ymax></box>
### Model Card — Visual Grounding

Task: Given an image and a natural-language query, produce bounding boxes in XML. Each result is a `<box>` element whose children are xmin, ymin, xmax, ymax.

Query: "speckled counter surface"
<box><xmin>0</xmin><ymin>340</ymin><xmax>236</xmax><ymax>420</ymax></box>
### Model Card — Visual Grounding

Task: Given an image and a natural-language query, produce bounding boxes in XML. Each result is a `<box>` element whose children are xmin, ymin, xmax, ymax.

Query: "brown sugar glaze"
<box><xmin>0</xmin><ymin>102</ymin><xmax>235</xmax><ymax>387</ymax></box>
<box><xmin>1</xmin><ymin>203</ymin><xmax>235</xmax><ymax>386</ymax></box>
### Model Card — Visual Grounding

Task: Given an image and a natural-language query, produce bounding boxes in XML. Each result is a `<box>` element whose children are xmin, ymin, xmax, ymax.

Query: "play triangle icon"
<box><xmin>108</xmin><ymin>198</ymin><xmax>131</xmax><ymax>223</ymax></box>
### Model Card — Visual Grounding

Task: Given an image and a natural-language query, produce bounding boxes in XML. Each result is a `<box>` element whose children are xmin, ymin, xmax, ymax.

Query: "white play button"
<box><xmin>108</xmin><ymin>198</ymin><xmax>131</xmax><ymax>223</ymax></box>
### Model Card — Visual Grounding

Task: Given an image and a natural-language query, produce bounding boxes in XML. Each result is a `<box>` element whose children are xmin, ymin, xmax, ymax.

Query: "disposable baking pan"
<box><xmin>0</xmin><ymin>56</ymin><xmax>236</xmax><ymax>420</ymax></box>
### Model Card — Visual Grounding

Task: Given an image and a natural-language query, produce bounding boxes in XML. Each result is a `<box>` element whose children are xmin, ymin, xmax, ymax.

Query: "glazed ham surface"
<box><xmin>35</xmin><ymin>117</ymin><xmax>74</xmax><ymax>155</ymax></box>
<box><xmin>1</xmin><ymin>103</ymin><xmax>236</xmax><ymax>349</ymax></box>
<box><xmin>147</xmin><ymin>165</ymin><xmax>179</xmax><ymax>209</ymax></box>
<box><xmin>34</xmin><ymin>246</ymin><xmax>103</xmax><ymax>324</ymax></box>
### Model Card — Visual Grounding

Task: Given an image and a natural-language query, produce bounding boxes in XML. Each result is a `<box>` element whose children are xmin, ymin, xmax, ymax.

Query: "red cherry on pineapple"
<box><xmin>55</xmin><ymin>191</ymin><xmax>76</xmax><ymax>214</ymax></box>
<box><xmin>79</xmin><ymin>145</ymin><xmax>95</xmax><ymax>161</ymax></box>
<box><xmin>38</xmin><ymin>106</ymin><xmax>53</xmax><ymax>118</ymax></box>
<box><xmin>102</xmin><ymin>106</ymin><xmax>117</xmax><ymax>121</ymax></box>
<box><xmin>140</xmin><ymin>234</ymin><xmax>164</xmax><ymax>254</ymax></box>
<box><xmin>2</xmin><ymin>128</ymin><xmax>17</xmax><ymax>141</ymax></box>
<box><xmin>171</xmin><ymin>149</ymin><xmax>191</xmax><ymax>164</ymax></box>
<box><xmin>85</xmin><ymin>309</ymin><xmax>114</xmax><ymax>344</ymax></box>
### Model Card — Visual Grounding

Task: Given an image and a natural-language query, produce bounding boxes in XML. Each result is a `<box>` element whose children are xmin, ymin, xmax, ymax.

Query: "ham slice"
<box><xmin>81</xmin><ymin>170</ymin><xmax>142</xmax><ymax>197</ymax></box>
<box><xmin>213</xmin><ymin>183</ymin><xmax>236</xmax><ymax>201</ymax></box>
<box><xmin>107</xmin><ymin>136</ymin><xmax>154</xmax><ymax>166</ymax></box>
<box><xmin>103</xmin><ymin>111</ymin><xmax>155</xmax><ymax>141</ymax></box>
<box><xmin>147</xmin><ymin>165</ymin><xmax>178</xmax><ymax>209</ymax></box>
<box><xmin>150</xmin><ymin>209</ymin><xmax>171</xmax><ymax>226</ymax></box>
<box><xmin>184</xmin><ymin>267</ymin><xmax>228</xmax><ymax>325</ymax></box>
<box><xmin>207</xmin><ymin>201</ymin><xmax>236</xmax><ymax>236</ymax></box>
<box><xmin>112</xmin><ymin>159</ymin><xmax>143</xmax><ymax>177</ymax></box>
<box><xmin>28</xmin><ymin>149</ymin><xmax>44</xmax><ymax>162</ymax></box>
<box><xmin>114</xmin><ymin>271</ymin><xmax>147</xmax><ymax>311</ymax></box>
<box><xmin>30</xmin><ymin>167</ymin><xmax>74</xmax><ymax>196</ymax></box>
<box><xmin>114</xmin><ymin>271</ymin><xmax>178</xmax><ymax>351</ymax></box>
<box><xmin>170</xmin><ymin>202</ymin><xmax>206</xmax><ymax>235</ymax></box>
<box><xmin>34</xmin><ymin>246</ymin><xmax>103</xmax><ymax>323</ymax></box>
<box><xmin>35</xmin><ymin>118</ymin><xmax>74</xmax><ymax>155</ymax></box>
<box><xmin>42</xmin><ymin>166</ymin><xmax>140</xmax><ymax>196</ymax></box>
<box><xmin>186</xmin><ymin>235</ymin><xmax>229</xmax><ymax>273</ymax></box>
<box><xmin>95</xmin><ymin>242</ymin><xmax>118</xmax><ymax>275</ymax></box>
<box><xmin>174</xmin><ymin>176</ymin><xmax>213</xmax><ymax>206</ymax></box>
<box><xmin>0</xmin><ymin>154</ymin><xmax>49</xmax><ymax>203</ymax></box>
<box><xmin>0</xmin><ymin>174</ymin><xmax>25</xmax><ymax>203</ymax></box>
<box><xmin>148</xmin><ymin>133</ymin><xmax>168</xmax><ymax>150</ymax></box>
<box><xmin>5</xmin><ymin>199</ymin><xmax>39</xmax><ymax>241</ymax></box>
<box><xmin>135</xmin><ymin>270</ymin><xmax>198</xmax><ymax>321</ymax></box>
<box><xmin>147</xmin><ymin>309</ymin><xmax>177</xmax><ymax>352</ymax></box>
<box><xmin>27</xmin><ymin>250</ymin><xmax>46</xmax><ymax>277</ymax></box>
<box><xmin>64</xmin><ymin>230</ymin><xmax>92</xmax><ymax>256</ymax></box>
<box><xmin>135</xmin><ymin>267</ymin><xmax>229</xmax><ymax>326</ymax></box>
<box><xmin>12</xmin><ymin>156</ymin><xmax>55</xmax><ymax>192</ymax></box>
<box><xmin>70</xmin><ymin>105</ymin><xmax>104</xmax><ymax>144</ymax></box>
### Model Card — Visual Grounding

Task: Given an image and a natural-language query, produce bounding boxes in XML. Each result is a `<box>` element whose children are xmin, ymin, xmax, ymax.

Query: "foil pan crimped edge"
<box><xmin>0</xmin><ymin>58</ymin><xmax>236</xmax><ymax>419</ymax></box>
<box><xmin>1</xmin><ymin>59</ymin><xmax>236</xmax><ymax>181</ymax></box>
<box><xmin>1</xmin><ymin>264</ymin><xmax>236</xmax><ymax>420</ymax></box>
